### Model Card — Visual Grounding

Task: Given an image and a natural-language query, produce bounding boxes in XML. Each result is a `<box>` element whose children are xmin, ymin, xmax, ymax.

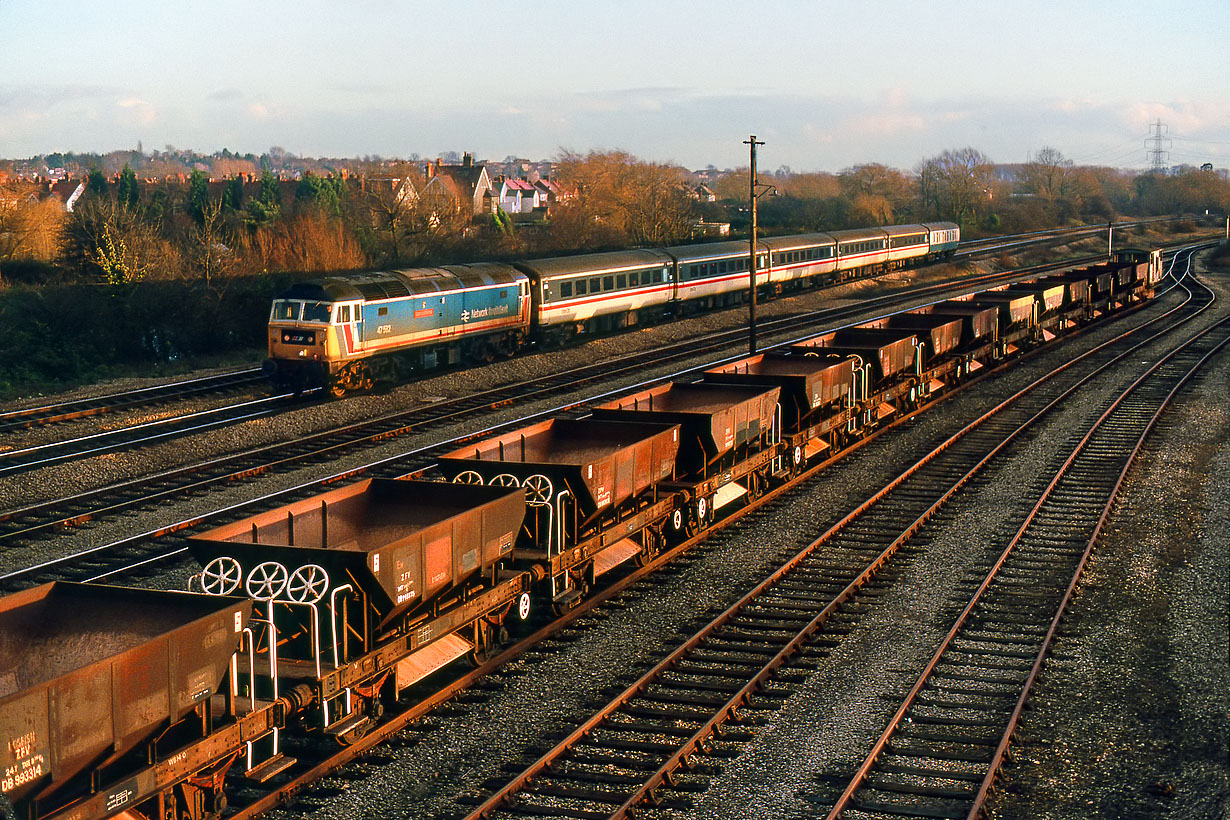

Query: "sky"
<box><xmin>2</xmin><ymin>0</ymin><xmax>1227</xmax><ymax>173</ymax></box>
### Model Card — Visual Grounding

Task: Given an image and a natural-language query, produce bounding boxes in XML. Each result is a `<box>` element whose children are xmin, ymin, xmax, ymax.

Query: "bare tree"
<box><xmin>0</xmin><ymin>182</ymin><xmax>64</xmax><ymax>273</ymax></box>
<box><xmin>918</xmin><ymin>148</ymin><xmax>996</xmax><ymax>227</ymax></box>
<box><xmin>553</xmin><ymin>150</ymin><xmax>696</xmax><ymax>247</ymax></box>
<box><xmin>1020</xmin><ymin>147</ymin><xmax>1073</xmax><ymax>201</ymax></box>
<box><xmin>190</xmin><ymin>195</ymin><xmax>238</xmax><ymax>291</ymax></box>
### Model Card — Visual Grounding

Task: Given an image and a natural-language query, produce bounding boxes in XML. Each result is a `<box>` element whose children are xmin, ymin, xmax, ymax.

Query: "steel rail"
<box><xmin>0</xmin><ymin>367</ymin><xmax>263</xmax><ymax>432</ymax></box>
<box><xmin>824</xmin><ymin>300</ymin><xmax>1227</xmax><ymax>820</ymax></box>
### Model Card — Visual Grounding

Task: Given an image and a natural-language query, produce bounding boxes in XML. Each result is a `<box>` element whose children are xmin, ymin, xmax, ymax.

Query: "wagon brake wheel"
<box><xmin>490</xmin><ymin>474</ymin><xmax>521</xmax><ymax>488</ymax></box>
<box><xmin>286</xmin><ymin>564</ymin><xmax>330</xmax><ymax>603</ymax></box>
<box><xmin>246</xmin><ymin>561</ymin><xmax>289</xmax><ymax>601</ymax></box>
<box><xmin>453</xmin><ymin>470</ymin><xmax>485</xmax><ymax>485</ymax></box>
<box><xmin>200</xmin><ymin>556</ymin><xmax>243</xmax><ymax>595</ymax></box>
<box><xmin>523</xmin><ymin>474</ymin><xmax>553</xmax><ymax>506</ymax></box>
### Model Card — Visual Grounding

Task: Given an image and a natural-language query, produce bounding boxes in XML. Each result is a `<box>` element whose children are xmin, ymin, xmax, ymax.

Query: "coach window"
<box><xmin>629</xmin><ymin>272</ymin><xmax>639</xmax><ymax>286</ymax></box>
<box><xmin>616</xmin><ymin>274</ymin><xmax>626</xmax><ymax>289</ymax></box>
<box><xmin>590</xmin><ymin>278</ymin><xmax>601</xmax><ymax>293</ymax></box>
<box><xmin>561</xmin><ymin>282</ymin><xmax>573</xmax><ymax>298</ymax></box>
<box><xmin>603</xmin><ymin>276</ymin><xmax>614</xmax><ymax>291</ymax></box>
<box><xmin>576</xmin><ymin>280</ymin><xmax>587</xmax><ymax>295</ymax></box>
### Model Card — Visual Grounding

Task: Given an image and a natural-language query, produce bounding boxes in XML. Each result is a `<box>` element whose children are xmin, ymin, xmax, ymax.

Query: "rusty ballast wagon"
<box><xmin>0</xmin><ymin>583</ymin><xmax>258</xmax><ymax>819</ymax></box>
<box><xmin>187</xmin><ymin>479</ymin><xmax>528</xmax><ymax>743</ymax></box>
<box><xmin>592</xmin><ymin>381</ymin><xmax>782</xmax><ymax>529</ymax></box>
<box><xmin>790</xmin><ymin>327</ymin><xmax>923</xmax><ymax>425</ymax></box>
<box><xmin>702</xmin><ymin>352</ymin><xmax>857</xmax><ymax>471</ymax></box>
<box><xmin>437</xmin><ymin>418</ymin><xmax>680</xmax><ymax>607</ymax></box>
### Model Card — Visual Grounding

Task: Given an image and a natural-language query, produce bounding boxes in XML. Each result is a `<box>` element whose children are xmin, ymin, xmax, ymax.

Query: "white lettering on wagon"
<box><xmin>3</xmin><ymin>731</ymin><xmax>46</xmax><ymax>793</ymax></box>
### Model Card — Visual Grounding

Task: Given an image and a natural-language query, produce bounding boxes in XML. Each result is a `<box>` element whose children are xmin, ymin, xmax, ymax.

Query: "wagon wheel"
<box><xmin>246</xmin><ymin>561</ymin><xmax>289</xmax><ymax>601</ymax></box>
<box><xmin>286</xmin><ymin>564</ymin><xmax>330</xmax><ymax>604</ymax></box>
<box><xmin>452</xmin><ymin>470</ymin><xmax>485</xmax><ymax>485</ymax></box>
<box><xmin>489</xmin><ymin>474</ymin><xmax>521</xmax><ymax>488</ymax></box>
<box><xmin>200</xmin><ymin>556</ymin><xmax>242</xmax><ymax>595</ymax></box>
<box><xmin>522</xmin><ymin>474</ymin><xmax>553</xmax><ymax>506</ymax></box>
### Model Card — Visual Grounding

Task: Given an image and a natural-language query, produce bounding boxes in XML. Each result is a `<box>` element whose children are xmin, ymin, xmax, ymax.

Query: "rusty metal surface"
<box><xmin>0</xmin><ymin>582</ymin><xmax>249</xmax><ymax>810</ymax></box>
<box><xmin>1037</xmin><ymin>273</ymin><xmax>1091</xmax><ymax>306</ymax></box>
<box><xmin>886</xmin><ymin>313</ymin><xmax>964</xmax><ymax>358</ymax></box>
<box><xmin>793</xmin><ymin>327</ymin><xmax>919</xmax><ymax>383</ymax></box>
<box><xmin>592</xmin><ymin>382</ymin><xmax>780</xmax><ymax>475</ymax></box>
<box><xmin>1004</xmin><ymin>282</ymin><xmax>1066</xmax><ymax>314</ymax></box>
<box><xmin>971</xmin><ymin>290</ymin><xmax>1036</xmax><ymax>326</ymax></box>
<box><xmin>703</xmin><ymin>353</ymin><xmax>854</xmax><ymax>433</ymax></box>
<box><xmin>188</xmin><ymin>479</ymin><xmax>524</xmax><ymax>621</ymax></box>
<box><xmin>438</xmin><ymin>418</ymin><xmax>680</xmax><ymax>520</ymax></box>
<box><xmin>923</xmin><ymin>300</ymin><xmax>1000</xmax><ymax>344</ymax></box>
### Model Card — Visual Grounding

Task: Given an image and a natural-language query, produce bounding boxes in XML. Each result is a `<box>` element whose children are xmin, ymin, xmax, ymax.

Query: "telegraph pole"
<box><xmin>745</xmin><ymin>135</ymin><xmax>765</xmax><ymax>354</ymax></box>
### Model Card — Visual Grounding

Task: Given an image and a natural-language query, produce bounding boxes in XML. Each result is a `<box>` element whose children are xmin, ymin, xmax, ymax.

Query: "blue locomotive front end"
<box><xmin>264</xmin><ymin>264</ymin><xmax>530</xmax><ymax>396</ymax></box>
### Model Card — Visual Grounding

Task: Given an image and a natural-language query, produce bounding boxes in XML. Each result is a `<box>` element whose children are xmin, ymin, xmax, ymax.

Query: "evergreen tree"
<box><xmin>223</xmin><ymin>177</ymin><xmax>244</xmax><ymax>211</ymax></box>
<box><xmin>85</xmin><ymin>168</ymin><xmax>108</xmax><ymax>199</ymax></box>
<box><xmin>117</xmin><ymin>163</ymin><xmax>140</xmax><ymax>210</ymax></box>
<box><xmin>187</xmin><ymin>169</ymin><xmax>208</xmax><ymax>222</ymax></box>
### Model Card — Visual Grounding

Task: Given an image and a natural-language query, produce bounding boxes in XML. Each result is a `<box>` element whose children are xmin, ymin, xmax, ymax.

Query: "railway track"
<box><xmin>206</xmin><ymin>252</ymin><xmax>1214</xmax><ymax>819</ymax></box>
<box><xmin>0</xmin><ymin>256</ymin><xmax>1101</xmax><ymax>583</ymax></box>
<box><xmin>0</xmin><ymin>367</ymin><xmax>264</xmax><ymax>434</ymax></box>
<box><xmin>822</xmin><ymin>299</ymin><xmax>1228</xmax><ymax>820</ymax></box>
<box><xmin>0</xmin><ymin>390</ymin><xmax>299</xmax><ymax>478</ymax></box>
<box><xmin>443</xmin><ymin>259</ymin><xmax>1217</xmax><ymax>820</ymax></box>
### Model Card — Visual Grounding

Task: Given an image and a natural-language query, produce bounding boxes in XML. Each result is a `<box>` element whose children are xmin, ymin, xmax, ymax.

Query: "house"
<box><xmin>424</xmin><ymin>153</ymin><xmax>494</xmax><ymax>218</ymax></box>
<box><xmin>498</xmin><ymin>178</ymin><xmax>542</xmax><ymax>214</ymax></box>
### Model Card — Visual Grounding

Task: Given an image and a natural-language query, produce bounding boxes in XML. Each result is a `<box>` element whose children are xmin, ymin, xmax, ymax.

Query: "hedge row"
<box><xmin>0</xmin><ymin>273</ymin><xmax>301</xmax><ymax>395</ymax></box>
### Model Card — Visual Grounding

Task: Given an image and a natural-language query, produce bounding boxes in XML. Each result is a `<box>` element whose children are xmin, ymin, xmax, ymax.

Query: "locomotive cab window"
<box><xmin>339</xmin><ymin>305</ymin><xmax>351</xmax><ymax>323</ymax></box>
<box><xmin>271</xmin><ymin>300</ymin><xmax>298</xmax><ymax>321</ymax></box>
<box><xmin>302</xmin><ymin>301</ymin><xmax>332</xmax><ymax>323</ymax></box>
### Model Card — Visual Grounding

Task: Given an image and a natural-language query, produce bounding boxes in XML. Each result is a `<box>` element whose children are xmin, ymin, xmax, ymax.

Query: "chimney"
<box><xmin>462</xmin><ymin>152</ymin><xmax>472</xmax><ymax>167</ymax></box>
